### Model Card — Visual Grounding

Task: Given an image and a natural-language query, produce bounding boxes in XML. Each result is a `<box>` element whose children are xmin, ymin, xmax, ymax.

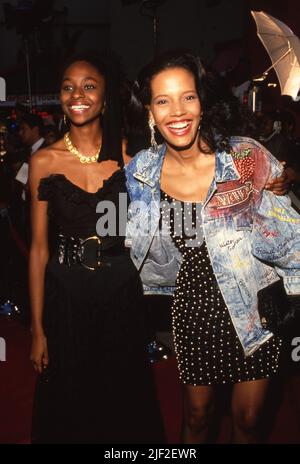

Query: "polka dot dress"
<box><xmin>160</xmin><ymin>190</ymin><xmax>282</xmax><ymax>386</ymax></box>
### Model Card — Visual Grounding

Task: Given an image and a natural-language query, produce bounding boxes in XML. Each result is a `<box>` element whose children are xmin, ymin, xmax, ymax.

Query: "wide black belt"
<box><xmin>57</xmin><ymin>234</ymin><xmax>125</xmax><ymax>270</ymax></box>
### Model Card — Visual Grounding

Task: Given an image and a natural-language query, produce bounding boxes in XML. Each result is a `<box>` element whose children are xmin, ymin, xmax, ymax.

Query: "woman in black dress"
<box><xmin>29</xmin><ymin>52</ymin><xmax>163</xmax><ymax>443</ymax></box>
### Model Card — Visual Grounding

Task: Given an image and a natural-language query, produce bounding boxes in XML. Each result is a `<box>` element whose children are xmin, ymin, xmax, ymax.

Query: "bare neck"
<box><xmin>69</xmin><ymin>120</ymin><xmax>102</xmax><ymax>153</ymax></box>
<box><xmin>165</xmin><ymin>139</ymin><xmax>212</xmax><ymax>169</ymax></box>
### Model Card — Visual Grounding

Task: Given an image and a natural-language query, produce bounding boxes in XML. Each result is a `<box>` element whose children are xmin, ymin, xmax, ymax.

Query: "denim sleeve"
<box><xmin>251</xmin><ymin>143</ymin><xmax>300</xmax><ymax>294</ymax></box>
<box><xmin>125</xmin><ymin>155</ymin><xmax>137</xmax><ymax>199</ymax></box>
<box><xmin>124</xmin><ymin>151</ymin><xmax>148</xmax><ymax>249</ymax></box>
<box><xmin>124</xmin><ymin>158</ymin><xmax>137</xmax><ymax>246</ymax></box>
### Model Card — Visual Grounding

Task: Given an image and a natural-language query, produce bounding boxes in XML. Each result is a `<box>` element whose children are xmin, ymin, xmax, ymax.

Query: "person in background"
<box><xmin>16</xmin><ymin>114</ymin><xmax>46</xmax><ymax>203</ymax></box>
<box><xmin>44</xmin><ymin>124</ymin><xmax>59</xmax><ymax>146</ymax></box>
<box><xmin>19</xmin><ymin>114</ymin><xmax>45</xmax><ymax>158</ymax></box>
<box><xmin>280</xmin><ymin>110</ymin><xmax>300</xmax><ymax>188</ymax></box>
<box><xmin>259</xmin><ymin>111</ymin><xmax>299</xmax><ymax>183</ymax></box>
<box><xmin>259</xmin><ymin>110</ymin><xmax>300</xmax><ymax>211</ymax></box>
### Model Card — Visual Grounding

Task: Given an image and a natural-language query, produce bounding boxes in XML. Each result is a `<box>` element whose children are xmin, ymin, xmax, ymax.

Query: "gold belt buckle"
<box><xmin>80</xmin><ymin>236</ymin><xmax>101</xmax><ymax>270</ymax></box>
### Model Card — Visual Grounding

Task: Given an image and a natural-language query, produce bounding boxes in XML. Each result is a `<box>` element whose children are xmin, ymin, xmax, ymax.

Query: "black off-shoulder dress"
<box><xmin>32</xmin><ymin>170</ymin><xmax>163</xmax><ymax>444</ymax></box>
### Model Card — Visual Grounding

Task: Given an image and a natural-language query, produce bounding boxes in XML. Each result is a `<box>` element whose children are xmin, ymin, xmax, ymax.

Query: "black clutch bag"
<box><xmin>257</xmin><ymin>279</ymin><xmax>300</xmax><ymax>336</ymax></box>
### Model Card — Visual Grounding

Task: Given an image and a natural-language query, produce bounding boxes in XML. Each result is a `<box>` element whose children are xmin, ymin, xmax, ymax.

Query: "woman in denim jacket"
<box><xmin>125</xmin><ymin>51</ymin><xmax>300</xmax><ymax>443</ymax></box>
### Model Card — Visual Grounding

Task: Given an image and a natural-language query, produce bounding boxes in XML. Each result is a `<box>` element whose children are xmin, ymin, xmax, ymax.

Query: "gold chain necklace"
<box><xmin>64</xmin><ymin>131</ymin><xmax>101</xmax><ymax>164</ymax></box>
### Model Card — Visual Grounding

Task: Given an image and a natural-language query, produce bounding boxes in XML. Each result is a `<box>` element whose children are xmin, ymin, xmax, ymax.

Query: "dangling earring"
<box><xmin>63</xmin><ymin>114</ymin><xmax>67</xmax><ymax>125</ymax></box>
<box><xmin>149</xmin><ymin>118</ymin><xmax>158</xmax><ymax>152</ymax></box>
<box><xmin>198</xmin><ymin>112</ymin><xmax>203</xmax><ymax>131</ymax></box>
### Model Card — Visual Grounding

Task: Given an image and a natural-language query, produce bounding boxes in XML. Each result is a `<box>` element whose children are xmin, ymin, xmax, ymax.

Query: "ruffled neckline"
<box><xmin>47</xmin><ymin>169</ymin><xmax>124</xmax><ymax>194</ymax></box>
<box><xmin>38</xmin><ymin>169</ymin><xmax>126</xmax><ymax>209</ymax></box>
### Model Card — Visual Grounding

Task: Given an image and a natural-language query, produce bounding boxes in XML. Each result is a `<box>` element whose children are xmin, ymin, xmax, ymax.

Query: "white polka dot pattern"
<box><xmin>160</xmin><ymin>190</ymin><xmax>282</xmax><ymax>386</ymax></box>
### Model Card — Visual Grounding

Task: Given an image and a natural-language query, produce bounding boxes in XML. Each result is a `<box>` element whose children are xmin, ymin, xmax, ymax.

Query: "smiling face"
<box><xmin>148</xmin><ymin>67</ymin><xmax>202</xmax><ymax>152</ymax></box>
<box><xmin>60</xmin><ymin>60</ymin><xmax>105</xmax><ymax>126</ymax></box>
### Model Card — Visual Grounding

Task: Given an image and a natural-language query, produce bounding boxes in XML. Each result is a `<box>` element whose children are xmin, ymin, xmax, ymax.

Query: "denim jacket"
<box><xmin>125</xmin><ymin>137</ymin><xmax>300</xmax><ymax>355</ymax></box>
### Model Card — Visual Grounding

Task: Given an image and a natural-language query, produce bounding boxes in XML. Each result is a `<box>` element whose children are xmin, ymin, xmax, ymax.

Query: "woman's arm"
<box><xmin>28</xmin><ymin>151</ymin><xmax>50</xmax><ymax>373</ymax></box>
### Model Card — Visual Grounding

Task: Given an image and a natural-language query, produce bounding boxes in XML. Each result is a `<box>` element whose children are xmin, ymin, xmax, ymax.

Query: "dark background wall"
<box><xmin>110</xmin><ymin>0</ymin><xmax>247</xmax><ymax>78</ymax></box>
<box><xmin>0</xmin><ymin>0</ymin><xmax>300</xmax><ymax>116</ymax></box>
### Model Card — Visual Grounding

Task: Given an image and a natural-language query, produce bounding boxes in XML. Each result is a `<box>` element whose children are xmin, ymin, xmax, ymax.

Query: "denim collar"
<box><xmin>133</xmin><ymin>142</ymin><xmax>240</xmax><ymax>188</ymax></box>
<box><xmin>133</xmin><ymin>144</ymin><xmax>167</xmax><ymax>188</ymax></box>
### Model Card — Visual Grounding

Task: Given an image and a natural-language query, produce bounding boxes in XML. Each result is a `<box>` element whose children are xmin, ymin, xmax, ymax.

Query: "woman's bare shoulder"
<box><xmin>30</xmin><ymin>138</ymin><xmax>66</xmax><ymax>176</ymax></box>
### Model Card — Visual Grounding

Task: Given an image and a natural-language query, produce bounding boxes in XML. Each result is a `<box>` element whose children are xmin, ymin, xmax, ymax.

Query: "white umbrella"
<box><xmin>251</xmin><ymin>10</ymin><xmax>300</xmax><ymax>101</ymax></box>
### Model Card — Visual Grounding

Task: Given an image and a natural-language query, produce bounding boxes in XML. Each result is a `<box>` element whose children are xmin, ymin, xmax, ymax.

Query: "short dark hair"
<box><xmin>20</xmin><ymin>113</ymin><xmax>44</xmax><ymax>135</ymax></box>
<box><xmin>60</xmin><ymin>51</ymin><xmax>107</xmax><ymax>85</ymax></box>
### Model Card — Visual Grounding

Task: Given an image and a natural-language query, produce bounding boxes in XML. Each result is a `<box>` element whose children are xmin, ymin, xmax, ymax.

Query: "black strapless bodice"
<box><xmin>38</xmin><ymin>170</ymin><xmax>126</xmax><ymax>242</ymax></box>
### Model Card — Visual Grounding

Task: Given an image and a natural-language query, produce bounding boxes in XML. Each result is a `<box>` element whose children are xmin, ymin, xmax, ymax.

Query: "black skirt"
<box><xmin>32</xmin><ymin>253</ymin><xmax>164</xmax><ymax>443</ymax></box>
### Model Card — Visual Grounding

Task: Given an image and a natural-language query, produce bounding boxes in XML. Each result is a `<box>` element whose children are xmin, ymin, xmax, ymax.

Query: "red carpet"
<box><xmin>0</xmin><ymin>318</ymin><xmax>36</xmax><ymax>444</ymax></box>
<box><xmin>0</xmin><ymin>317</ymin><xmax>299</xmax><ymax>444</ymax></box>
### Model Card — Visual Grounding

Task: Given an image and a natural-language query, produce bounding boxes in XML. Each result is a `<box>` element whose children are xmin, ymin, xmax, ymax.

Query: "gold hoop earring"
<box><xmin>63</xmin><ymin>114</ymin><xmax>67</xmax><ymax>125</ymax></box>
<box><xmin>149</xmin><ymin>119</ymin><xmax>158</xmax><ymax>152</ymax></box>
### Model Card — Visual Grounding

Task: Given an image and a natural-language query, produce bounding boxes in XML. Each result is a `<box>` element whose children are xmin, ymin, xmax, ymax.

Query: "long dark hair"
<box><xmin>60</xmin><ymin>51</ymin><xmax>123</xmax><ymax>165</ymax></box>
<box><xmin>128</xmin><ymin>50</ymin><xmax>255</xmax><ymax>154</ymax></box>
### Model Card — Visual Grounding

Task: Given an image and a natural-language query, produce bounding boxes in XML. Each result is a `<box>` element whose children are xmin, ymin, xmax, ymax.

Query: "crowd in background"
<box><xmin>1</xmin><ymin>73</ymin><xmax>300</xmax><ymax>324</ymax></box>
<box><xmin>0</xmin><ymin>107</ymin><xmax>61</xmax><ymax>320</ymax></box>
